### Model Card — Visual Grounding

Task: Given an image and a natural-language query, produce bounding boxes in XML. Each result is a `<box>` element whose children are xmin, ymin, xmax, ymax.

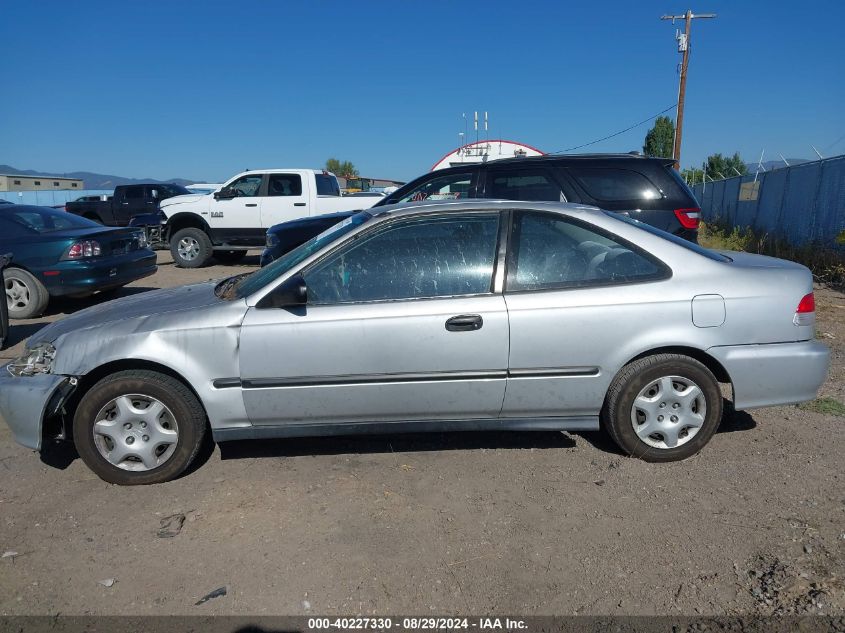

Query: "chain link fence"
<box><xmin>691</xmin><ymin>155</ymin><xmax>845</xmax><ymax>247</ymax></box>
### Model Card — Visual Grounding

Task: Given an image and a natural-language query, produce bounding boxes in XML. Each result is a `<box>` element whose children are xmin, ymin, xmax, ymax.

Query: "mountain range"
<box><xmin>0</xmin><ymin>164</ymin><xmax>199</xmax><ymax>190</ymax></box>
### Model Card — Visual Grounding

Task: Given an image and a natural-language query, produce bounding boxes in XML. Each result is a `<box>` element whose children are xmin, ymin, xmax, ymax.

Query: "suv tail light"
<box><xmin>794</xmin><ymin>292</ymin><xmax>815</xmax><ymax>326</ymax></box>
<box><xmin>674</xmin><ymin>208</ymin><xmax>701</xmax><ymax>230</ymax></box>
<box><xmin>63</xmin><ymin>240</ymin><xmax>102</xmax><ymax>260</ymax></box>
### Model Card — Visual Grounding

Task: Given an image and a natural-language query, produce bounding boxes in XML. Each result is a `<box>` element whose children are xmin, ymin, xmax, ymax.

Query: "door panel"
<box><xmin>239</xmin><ymin>296</ymin><xmax>509</xmax><ymax>425</ymax></box>
<box><xmin>260</xmin><ymin>173</ymin><xmax>309</xmax><ymax>227</ymax></box>
<box><xmin>210</xmin><ymin>174</ymin><xmax>264</xmax><ymax>233</ymax></box>
<box><xmin>503</xmin><ymin>284</ymin><xmax>683</xmax><ymax>417</ymax></box>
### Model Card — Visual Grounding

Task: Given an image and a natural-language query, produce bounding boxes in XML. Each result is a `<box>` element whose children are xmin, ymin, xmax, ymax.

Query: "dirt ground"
<box><xmin>0</xmin><ymin>251</ymin><xmax>843</xmax><ymax>616</ymax></box>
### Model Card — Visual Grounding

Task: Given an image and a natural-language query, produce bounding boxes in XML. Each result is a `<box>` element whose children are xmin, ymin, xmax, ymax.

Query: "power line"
<box><xmin>822</xmin><ymin>133</ymin><xmax>845</xmax><ymax>153</ymax></box>
<box><xmin>549</xmin><ymin>103</ymin><xmax>678</xmax><ymax>154</ymax></box>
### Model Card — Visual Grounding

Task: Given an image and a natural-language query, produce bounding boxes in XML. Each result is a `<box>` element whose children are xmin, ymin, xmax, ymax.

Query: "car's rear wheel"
<box><xmin>170</xmin><ymin>227</ymin><xmax>212</xmax><ymax>268</ymax></box>
<box><xmin>602</xmin><ymin>353</ymin><xmax>723</xmax><ymax>462</ymax></box>
<box><xmin>214</xmin><ymin>249</ymin><xmax>248</xmax><ymax>264</ymax></box>
<box><xmin>4</xmin><ymin>267</ymin><xmax>50</xmax><ymax>319</ymax></box>
<box><xmin>73</xmin><ymin>370</ymin><xmax>207</xmax><ymax>485</ymax></box>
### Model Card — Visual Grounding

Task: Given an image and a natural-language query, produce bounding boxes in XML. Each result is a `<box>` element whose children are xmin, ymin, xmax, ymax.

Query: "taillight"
<box><xmin>64</xmin><ymin>240</ymin><xmax>102</xmax><ymax>260</ymax></box>
<box><xmin>794</xmin><ymin>292</ymin><xmax>815</xmax><ymax>326</ymax></box>
<box><xmin>674</xmin><ymin>208</ymin><xmax>701</xmax><ymax>230</ymax></box>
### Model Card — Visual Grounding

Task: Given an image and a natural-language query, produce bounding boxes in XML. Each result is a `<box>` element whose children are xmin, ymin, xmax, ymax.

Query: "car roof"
<box><xmin>418</xmin><ymin>152</ymin><xmax>672</xmax><ymax>175</ymax></box>
<box><xmin>371</xmin><ymin>199</ymin><xmax>602</xmax><ymax>219</ymax></box>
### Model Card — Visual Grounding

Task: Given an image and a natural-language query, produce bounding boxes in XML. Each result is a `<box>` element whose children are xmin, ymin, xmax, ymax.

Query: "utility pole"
<box><xmin>661</xmin><ymin>9</ymin><xmax>716</xmax><ymax>169</ymax></box>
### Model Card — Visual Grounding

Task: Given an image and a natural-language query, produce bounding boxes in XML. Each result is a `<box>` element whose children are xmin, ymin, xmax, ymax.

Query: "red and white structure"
<box><xmin>430</xmin><ymin>139</ymin><xmax>544</xmax><ymax>171</ymax></box>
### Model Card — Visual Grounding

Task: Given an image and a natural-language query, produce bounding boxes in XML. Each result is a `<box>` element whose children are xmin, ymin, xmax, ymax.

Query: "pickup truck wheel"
<box><xmin>83</xmin><ymin>214</ymin><xmax>103</xmax><ymax>224</ymax></box>
<box><xmin>214</xmin><ymin>250</ymin><xmax>247</xmax><ymax>264</ymax></box>
<box><xmin>170</xmin><ymin>228</ymin><xmax>212</xmax><ymax>268</ymax></box>
<box><xmin>4</xmin><ymin>267</ymin><xmax>50</xmax><ymax>319</ymax></box>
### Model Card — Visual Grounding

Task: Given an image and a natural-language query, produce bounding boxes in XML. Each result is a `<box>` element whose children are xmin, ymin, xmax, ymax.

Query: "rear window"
<box><xmin>1</xmin><ymin>206</ymin><xmax>99</xmax><ymax>234</ymax></box>
<box><xmin>315</xmin><ymin>174</ymin><xmax>341</xmax><ymax>196</ymax></box>
<box><xmin>665</xmin><ymin>167</ymin><xmax>701</xmax><ymax>206</ymax></box>
<box><xmin>569</xmin><ymin>168</ymin><xmax>662</xmax><ymax>202</ymax></box>
<box><xmin>606</xmin><ymin>212</ymin><xmax>729</xmax><ymax>262</ymax></box>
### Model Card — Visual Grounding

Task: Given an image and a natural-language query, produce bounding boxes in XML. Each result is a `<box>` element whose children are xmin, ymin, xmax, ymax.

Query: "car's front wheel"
<box><xmin>73</xmin><ymin>370</ymin><xmax>207</xmax><ymax>485</ymax></box>
<box><xmin>602</xmin><ymin>353</ymin><xmax>723</xmax><ymax>462</ymax></box>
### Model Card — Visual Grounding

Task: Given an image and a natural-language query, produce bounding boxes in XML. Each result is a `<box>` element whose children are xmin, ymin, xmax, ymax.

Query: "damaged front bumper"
<box><xmin>0</xmin><ymin>370</ymin><xmax>75</xmax><ymax>451</ymax></box>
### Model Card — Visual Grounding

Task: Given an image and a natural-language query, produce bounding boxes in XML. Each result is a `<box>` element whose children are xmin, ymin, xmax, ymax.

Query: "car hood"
<box><xmin>30</xmin><ymin>281</ymin><xmax>222</xmax><ymax>345</ymax></box>
<box><xmin>160</xmin><ymin>193</ymin><xmax>206</xmax><ymax>208</ymax></box>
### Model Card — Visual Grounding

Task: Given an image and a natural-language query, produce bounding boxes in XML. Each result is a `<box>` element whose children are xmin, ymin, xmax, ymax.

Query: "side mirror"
<box><xmin>257</xmin><ymin>273</ymin><xmax>307</xmax><ymax>309</ymax></box>
<box><xmin>214</xmin><ymin>188</ymin><xmax>237</xmax><ymax>200</ymax></box>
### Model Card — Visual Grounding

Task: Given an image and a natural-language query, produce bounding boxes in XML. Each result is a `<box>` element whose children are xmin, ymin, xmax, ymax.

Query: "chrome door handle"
<box><xmin>445</xmin><ymin>314</ymin><xmax>483</xmax><ymax>332</ymax></box>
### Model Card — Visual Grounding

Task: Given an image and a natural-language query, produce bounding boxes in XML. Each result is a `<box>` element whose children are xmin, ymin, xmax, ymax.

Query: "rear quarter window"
<box><xmin>607</xmin><ymin>212</ymin><xmax>729</xmax><ymax>262</ymax></box>
<box><xmin>315</xmin><ymin>174</ymin><xmax>341</xmax><ymax>196</ymax></box>
<box><xmin>568</xmin><ymin>167</ymin><xmax>662</xmax><ymax>203</ymax></box>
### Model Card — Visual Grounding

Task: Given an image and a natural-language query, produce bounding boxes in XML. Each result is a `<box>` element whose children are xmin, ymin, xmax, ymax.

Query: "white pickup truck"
<box><xmin>158</xmin><ymin>169</ymin><xmax>376</xmax><ymax>267</ymax></box>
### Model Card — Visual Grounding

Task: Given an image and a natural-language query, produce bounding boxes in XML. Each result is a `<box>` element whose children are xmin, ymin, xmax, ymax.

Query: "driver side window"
<box><xmin>396</xmin><ymin>173</ymin><xmax>474</xmax><ymax>203</ymax></box>
<box><xmin>226</xmin><ymin>175</ymin><xmax>263</xmax><ymax>197</ymax></box>
<box><xmin>304</xmin><ymin>213</ymin><xmax>500</xmax><ymax>304</ymax></box>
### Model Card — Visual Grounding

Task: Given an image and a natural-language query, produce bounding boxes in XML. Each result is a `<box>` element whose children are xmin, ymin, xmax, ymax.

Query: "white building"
<box><xmin>430</xmin><ymin>139</ymin><xmax>544</xmax><ymax>171</ymax></box>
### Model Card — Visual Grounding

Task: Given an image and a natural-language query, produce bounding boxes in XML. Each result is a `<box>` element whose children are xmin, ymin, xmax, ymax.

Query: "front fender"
<box><xmin>0</xmin><ymin>372</ymin><xmax>72</xmax><ymax>450</ymax></box>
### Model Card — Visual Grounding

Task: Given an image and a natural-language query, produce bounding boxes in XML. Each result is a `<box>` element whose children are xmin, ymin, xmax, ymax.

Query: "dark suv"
<box><xmin>376</xmin><ymin>154</ymin><xmax>701</xmax><ymax>241</ymax></box>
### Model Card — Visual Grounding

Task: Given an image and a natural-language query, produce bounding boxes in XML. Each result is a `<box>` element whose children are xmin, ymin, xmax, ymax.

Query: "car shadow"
<box><xmin>717</xmin><ymin>401</ymin><xmax>757</xmax><ymax>433</ymax></box>
<box><xmin>218</xmin><ymin>430</ymin><xmax>577</xmax><ymax>461</ymax></box>
<box><xmin>44</xmin><ymin>286</ymin><xmax>158</xmax><ymax>316</ymax></box>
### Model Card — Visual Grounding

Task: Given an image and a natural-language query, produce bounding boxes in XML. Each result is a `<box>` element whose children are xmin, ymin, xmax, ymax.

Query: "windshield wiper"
<box><xmin>214</xmin><ymin>272</ymin><xmax>251</xmax><ymax>300</ymax></box>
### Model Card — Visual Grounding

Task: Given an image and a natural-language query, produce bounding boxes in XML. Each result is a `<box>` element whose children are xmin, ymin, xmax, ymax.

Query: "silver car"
<box><xmin>0</xmin><ymin>201</ymin><xmax>829</xmax><ymax>485</ymax></box>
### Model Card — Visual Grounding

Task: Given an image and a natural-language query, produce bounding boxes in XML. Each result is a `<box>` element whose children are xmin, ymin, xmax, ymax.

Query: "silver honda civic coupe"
<box><xmin>0</xmin><ymin>200</ymin><xmax>829</xmax><ymax>484</ymax></box>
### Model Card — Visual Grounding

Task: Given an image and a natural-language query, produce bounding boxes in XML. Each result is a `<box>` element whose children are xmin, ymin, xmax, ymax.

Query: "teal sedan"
<box><xmin>1</xmin><ymin>205</ymin><xmax>157</xmax><ymax>319</ymax></box>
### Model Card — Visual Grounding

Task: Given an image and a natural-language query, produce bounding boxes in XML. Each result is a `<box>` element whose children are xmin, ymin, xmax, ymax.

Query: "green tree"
<box><xmin>642</xmin><ymin>116</ymin><xmax>675</xmax><ymax>158</ymax></box>
<box><xmin>681</xmin><ymin>152</ymin><xmax>747</xmax><ymax>183</ymax></box>
<box><xmin>325</xmin><ymin>158</ymin><xmax>358</xmax><ymax>178</ymax></box>
<box><xmin>703</xmin><ymin>152</ymin><xmax>747</xmax><ymax>180</ymax></box>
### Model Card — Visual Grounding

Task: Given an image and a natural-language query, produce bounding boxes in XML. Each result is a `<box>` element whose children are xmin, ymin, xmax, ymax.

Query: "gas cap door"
<box><xmin>691</xmin><ymin>294</ymin><xmax>726</xmax><ymax>328</ymax></box>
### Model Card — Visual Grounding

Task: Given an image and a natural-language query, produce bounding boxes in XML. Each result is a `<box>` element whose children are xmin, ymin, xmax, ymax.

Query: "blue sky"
<box><xmin>2</xmin><ymin>0</ymin><xmax>843</xmax><ymax>183</ymax></box>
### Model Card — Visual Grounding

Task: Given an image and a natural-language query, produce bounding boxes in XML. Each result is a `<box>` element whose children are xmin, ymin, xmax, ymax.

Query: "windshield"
<box><xmin>225</xmin><ymin>211</ymin><xmax>373</xmax><ymax>299</ymax></box>
<box><xmin>606</xmin><ymin>211</ymin><xmax>730</xmax><ymax>262</ymax></box>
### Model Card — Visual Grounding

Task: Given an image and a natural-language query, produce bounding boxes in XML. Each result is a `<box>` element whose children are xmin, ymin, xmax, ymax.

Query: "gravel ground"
<box><xmin>0</xmin><ymin>251</ymin><xmax>843</xmax><ymax>616</ymax></box>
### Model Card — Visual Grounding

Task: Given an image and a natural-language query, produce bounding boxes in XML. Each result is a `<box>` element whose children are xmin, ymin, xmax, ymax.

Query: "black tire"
<box><xmin>0</xmin><ymin>267</ymin><xmax>8</xmax><ymax>349</ymax></box>
<box><xmin>73</xmin><ymin>370</ymin><xmax>207</xmax><ymax>485</ymax></box>
<box><xmin>84</xmin><ymin>214</ymin><xmax>103</xmax><ymax>224</ymax></box>
<box><xmin>214</xmin><ymin>249</ymin><xmax>248</xmax><ymax>264</ymax></box>
<box><xmin>4</xmin><ymin>267</ymin><xmax>50</xmax><ymax>319</ymax></box>
<box><xmin>601</xmin><ymin>353</ymin><xmax>723</xmax><ymax>462</ymax></box>
<box><xmin>170</xmin><ymin>227</ymin><xmax>213</xmax><ymax>268</ymax></box>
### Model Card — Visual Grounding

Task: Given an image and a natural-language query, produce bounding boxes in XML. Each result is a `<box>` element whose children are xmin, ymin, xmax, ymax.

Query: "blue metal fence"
<box><xmin>692</xmin><ymin>155</ymin><xmax>845</xmax><ymax>246</ymax></box>
<box><xmin>0</xmin><ymin>189</ymin><xmax>112</xmax><ymax>207</ymax></box>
